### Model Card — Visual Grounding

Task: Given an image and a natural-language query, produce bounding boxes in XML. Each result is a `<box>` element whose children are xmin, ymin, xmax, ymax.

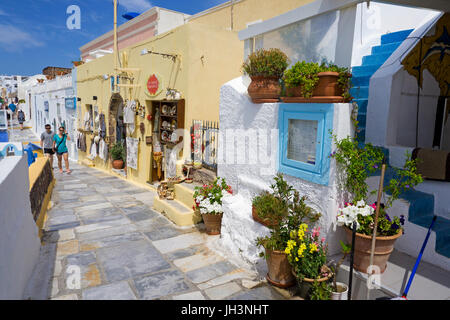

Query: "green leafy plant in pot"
<box><xmin>283</xmin><ymin>61</ymin><xmax>321</xmax><ymax>98</ymax></box>
<box><xmin>314</xmin><ymin>62</ymin><xmax>353</xmax><ymax>100</ymax></box>
<box><xmin>110</xmin><ymin>142</ymin><xmax>125</xmax><ymax>169</ymax></box>
<box><xmin>255</xmin><ymin>174</ymin><xmax>320</xmax><ymax>288</ymax></box>
<box><xmin>332</xmin><ymin>135</ymin><xmax>423</xmax><ymax>273</ymax></box>
<box><xmin>242</xmin><ymin>48</ymin><xmax>289</xmax><ymax>103</ymax></box>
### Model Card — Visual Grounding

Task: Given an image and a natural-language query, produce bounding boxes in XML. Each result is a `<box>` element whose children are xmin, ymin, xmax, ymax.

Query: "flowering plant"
<box><xmin>193</xmin><ymin>177</ymin><xmax>232</xmax><ymax>215</ymax></box>
<box><xmin>285</xmin><ymin>224</ymin><xmax>329</xmax><ymax>281</ymax></box>
<box><xmin>336</xmin><ymin>200</ymin><xmax>405</xmax><ymax>236</ymax></box>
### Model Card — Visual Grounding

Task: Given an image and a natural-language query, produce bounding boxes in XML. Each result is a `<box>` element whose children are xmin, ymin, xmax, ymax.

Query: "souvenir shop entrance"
<box><xmin>148</xmin><ymin>99</ymin><xmax>185</xmax><ymax>183</ymax></box>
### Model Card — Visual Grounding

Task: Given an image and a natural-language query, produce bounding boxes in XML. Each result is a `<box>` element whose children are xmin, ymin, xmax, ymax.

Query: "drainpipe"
<box><xmin>114</xmin><ymin>0</ymin><xmax>118</xmax><ymax>93</ymax></box>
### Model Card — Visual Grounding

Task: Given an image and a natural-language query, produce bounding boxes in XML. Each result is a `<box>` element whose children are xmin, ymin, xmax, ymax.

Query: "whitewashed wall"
<box><xmin>365</xmin><ymin>12</ymin><xmax>443</xmax><ymax>148</ymax></box>
<box><xmin>0</xmin><ymin>155</ymin><xmax>41</xmax><ymax>299</ymax></box>
<box><xmin>351</xmin><ymin>2</ymin><xmax>438</xmax><ymax>67</ymax></box>
<box><xmin>217</xmin><ymin>76</ymin><xmax>354</xmax><ymax>267</ymax></box>
<box><xmin>30</xmin><ymin>73</ymin><xmax>78</xmax><ymax>161</ymax></box>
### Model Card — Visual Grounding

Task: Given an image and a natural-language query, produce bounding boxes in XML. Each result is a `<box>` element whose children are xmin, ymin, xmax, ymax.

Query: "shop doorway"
<box><xmin>108</xmin><ymin>93</ymin><xmax>125</xmax><ymax>144</ymax></box>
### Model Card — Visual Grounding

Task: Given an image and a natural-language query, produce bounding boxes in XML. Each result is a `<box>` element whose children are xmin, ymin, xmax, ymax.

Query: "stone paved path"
<box><xmin>25</xmin><ymin>162</ymin><xmax>286</xmax><ymax>300</ymax></box>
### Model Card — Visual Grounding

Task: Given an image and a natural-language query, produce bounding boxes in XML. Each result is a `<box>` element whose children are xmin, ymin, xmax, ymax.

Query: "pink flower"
<box><xmin>321</xmin><ymin>237</ymin><xmax>325</xmax><ymax>243</ymax></box>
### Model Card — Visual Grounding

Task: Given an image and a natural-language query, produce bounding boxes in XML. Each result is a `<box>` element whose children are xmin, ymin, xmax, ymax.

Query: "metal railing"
<box><xmin>191</xmin><ymin>120</ymin><xmax>219</xmax><ymax>173</ymax></box>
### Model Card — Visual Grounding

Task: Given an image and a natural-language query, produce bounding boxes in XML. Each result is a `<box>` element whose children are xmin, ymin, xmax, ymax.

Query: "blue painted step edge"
<box><xmin>381</xmin><ymin>29</ymin><xmax>413</xmax><ymax>45</ymax></box>
<box><xmin>372</xmin><ymin>41</ymin><xmax>404</xmax><ymax>55</ymax></box>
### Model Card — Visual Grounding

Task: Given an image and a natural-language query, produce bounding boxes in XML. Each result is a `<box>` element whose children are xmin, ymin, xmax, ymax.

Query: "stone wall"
<box><xmin>29</xmin><ymin>158</ymin><xmax>54</xmax><ymax>222</ymax></box>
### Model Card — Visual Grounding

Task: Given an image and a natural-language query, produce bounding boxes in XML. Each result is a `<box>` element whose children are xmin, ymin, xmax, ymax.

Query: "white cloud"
<box><xmin>0</xmin><ymin>24</ymin><xmax>44</xmax><ymax>51</ymax></box>
<box><xmin>118</xmin><ymin>0</ymin><xmax>152</xmax><ymax>12</ymax></box>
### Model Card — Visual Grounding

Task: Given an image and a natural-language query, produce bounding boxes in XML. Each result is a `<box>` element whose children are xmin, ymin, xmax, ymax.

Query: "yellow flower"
<box><xmin>309</xmin><ymin>243</ymin><xmax>318</xmax><ymax>253</ymax></box>
<box><xmin>298</xmin><ymin>243</ymin><xmax>307</xmax><ymax>258</ymax></box>
<box><xmin>295</xmin><ymin>257</ymin><xmax>299</xmax><ymax>262</ymax></box>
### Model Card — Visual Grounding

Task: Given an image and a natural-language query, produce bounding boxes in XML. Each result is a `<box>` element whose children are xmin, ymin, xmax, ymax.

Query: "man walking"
<box><xmin>40</xmin><ymin>124</ymin><xmax>55</xmax><ymax>168</ymax></box>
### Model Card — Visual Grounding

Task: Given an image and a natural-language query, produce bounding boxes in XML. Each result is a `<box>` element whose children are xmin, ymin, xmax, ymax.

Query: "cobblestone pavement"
<box><xmin>25</xmin><ymin>162</ymin><xmax>287</xmax><ymax>300</ymax></box>
<box><xmin>6</xmin><ymin>120</ymin><xmax>38</xmax><ymax>143</ymax></box>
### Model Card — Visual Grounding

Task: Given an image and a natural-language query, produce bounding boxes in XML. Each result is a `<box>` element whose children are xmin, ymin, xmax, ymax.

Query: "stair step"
<box><xmin>352</xmin><ymin>65</ymin><xmax>381</xmax><ymax>77</ymax></box>
<box><xmin>350</xmin><ymin>86</ymin><xmax>369</xmax><ymax>99</ymax></box>
<box><xmin>153</xmin><ymin>197</ymin><xmax>202</xmax><ymax>226</ymax></box>
<box><xmin>371</xmin><ymin>41</ymin><xmax>404</xmax><ymax>55</ymax></box>
<box><xmin>381</xmin><ymin>29</ymin><xmax>413</xmax><ymax>45</ymax></box>
<box><xmin>352</xmin><ymin>75</ymin><xmax>371</xmax><ymax>87</ymax></box>
<box><xmin>174</xmin><ymin>182</ymin><xmax>199</xmax><ymax>209</ymax></box>
<box><xmin>436</xmin><ymin>243</ymin><xmax>450</xmax><ymax>258</ymax></box>
<box><xmin>362</xmin><ymin>52</ymin><xmax>393</xmax><ymax>66</ymax></box>
<box><xmin>353</xmin><ymin>99</ymin><xmax>368</xmax><ymax>113</ymax></box>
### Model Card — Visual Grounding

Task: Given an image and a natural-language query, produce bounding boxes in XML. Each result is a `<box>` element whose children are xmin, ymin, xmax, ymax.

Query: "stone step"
<box><xmin>351</xmin><ymin>75</ymin><xmax>371</xmax><ymax>87</ymax></box>
<box><xmin>153</xmin><ymin>197</ymin><xmax>202</xmax><ymax>227</ymax></box>
<box><xmin>350</xmin><ymin>86</ymin><xmax>369</xmax><ymax>100</ymax></box>
<box><xmin>332</xmin><ymin>249</ymin><xmax>450</xmax><ymax>300</ymax></box>
<box><xmin>174</xmin><ymin>182</ymin><xmax>200</xmax><ymax>210</ymax></box>
<box><xmin>351</xmin><ymin>65</ymin><xmax>381</xmax><ymax>77</ymax></box>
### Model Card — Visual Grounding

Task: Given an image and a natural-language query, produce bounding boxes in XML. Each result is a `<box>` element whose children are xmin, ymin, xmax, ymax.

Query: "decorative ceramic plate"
<box><xmin>162</xmin><ymin>120</ymin><xmax>168</xmax><ymax>129</ymax></box>
<box><xmin>170</xmin><ymin>106</ymin><xmax>177</xmax><ymax>116</ymax></box>
<box><xmin>162</xmin><ymin>105</ymin><xmax>168</xmax><ymax>115</ymax></box>
<box><xmin>171</xmin><ymin>132</ymin><xmax>177</xmax><ymax>143</ymax></box>
<box><xmin>161</xmin><ymin>131</ymin><xmax>169</xmax><ymax>141</ymax></box>
<box><xmin>171</xmin><ymin>120</ymin><xmax>177</xmax><ymax>130</ymax></box>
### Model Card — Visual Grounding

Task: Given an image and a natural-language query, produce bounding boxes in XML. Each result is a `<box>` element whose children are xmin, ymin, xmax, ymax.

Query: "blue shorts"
<box><xmin>57</xmin><ymin>151</ymin><xmax>68</xmax><ymax>156</ymax></box>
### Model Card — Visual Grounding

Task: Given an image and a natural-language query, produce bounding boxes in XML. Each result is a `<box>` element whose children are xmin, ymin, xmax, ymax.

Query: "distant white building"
<box><xmin>28</xmin><ymin>70</ymin><xmax>78</xmax><ymax>161</ymax></box>
<box><xmin>0</xmin><ymin>75</ymin><xmax>28</xmax><ymax>100</ymax></box>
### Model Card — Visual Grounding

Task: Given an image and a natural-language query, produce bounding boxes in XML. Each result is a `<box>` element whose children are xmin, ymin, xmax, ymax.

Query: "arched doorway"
<box><xmin>108</xmin><ymin>93</ymin><xmax>125</xmax><ymax>144</ymax></box>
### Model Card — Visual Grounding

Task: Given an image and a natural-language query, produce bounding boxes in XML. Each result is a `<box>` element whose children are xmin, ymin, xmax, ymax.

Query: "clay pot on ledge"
<box><xmin>313</xmin><ymin>71</ymin><xmax>342</xmax><ymax>97</ymax></box>
<box><xmin>344</xmin><ymin>227</ymin><xmax>402</xmax><ymax>274</ymax></box>
<box><xmin>265</xmin><ymin>248</ymin><xmax>296</xmax><ymax>288</ymax></box>
<box><xmin>247</xmin><ymin>76</ymin><xmax>281</xmax><ymax>103</ymax></box>
<box><xmin>285</xmin><ymin>85</ymin><xmax>304</xmax><ymax>97</ymax></box>
<box><xmin>112</xmin><ymin>159</ymin><xmax>124</xmax><ymax>169</ymax></box>
<box><xmin>202</xmin><ymin>213</ymin><xmax>223</xmax><ymax>235</ymax></box>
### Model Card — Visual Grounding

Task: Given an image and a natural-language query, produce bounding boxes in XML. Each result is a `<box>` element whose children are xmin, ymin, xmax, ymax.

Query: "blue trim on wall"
<box><xmin>278</xmin><ymin>103</ymin><xmax>334</xmax><ymax>186</ymax></box>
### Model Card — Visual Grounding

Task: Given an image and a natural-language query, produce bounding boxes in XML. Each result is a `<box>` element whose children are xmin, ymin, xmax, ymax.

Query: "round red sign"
<box><xmin>147</xmin><ymin>74</ymin><xmax>159</xmax><ymax>95</ymax></box>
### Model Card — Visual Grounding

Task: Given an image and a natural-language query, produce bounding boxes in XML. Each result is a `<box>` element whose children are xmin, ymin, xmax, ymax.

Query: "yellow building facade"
<box><xmin>76</xmin><ymin>0</ymin><xmax>314</xmax><ymax>187</ymax></box>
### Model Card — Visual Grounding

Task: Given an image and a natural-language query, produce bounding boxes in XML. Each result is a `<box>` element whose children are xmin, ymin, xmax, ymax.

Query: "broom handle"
<box><xmin>367</xmin><ymin>161</ymin><xmax>386</xmax><ymax>299</ymax></box>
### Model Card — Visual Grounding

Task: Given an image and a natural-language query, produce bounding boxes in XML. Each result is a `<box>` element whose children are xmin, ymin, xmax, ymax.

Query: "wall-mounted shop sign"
<box><xmin>65</xmin><ymin>97</ymin><xmax>76</xmax><ymax>110</ymax></box>
<box><xmin>146</xmin><ymin>74</ymin><xmax>162</xmax><ymax>96</ymax></box>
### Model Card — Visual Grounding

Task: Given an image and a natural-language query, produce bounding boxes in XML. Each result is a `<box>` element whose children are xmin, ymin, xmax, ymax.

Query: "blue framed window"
<box><xmin>278</xmin><ymin>103</ymin><xmax>334</xmax><ymax>185</ymax></box>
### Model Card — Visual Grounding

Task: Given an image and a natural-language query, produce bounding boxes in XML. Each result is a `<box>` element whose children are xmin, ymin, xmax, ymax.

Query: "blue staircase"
<box><xmin>351</xmin><ymin>29</ymin><xmax>414</xmax><ymax>144</ymax></box>
<box><xmin>352</xmin><ymin>29</ymin><xmax>450</xmax><ymax>259</ymax></box>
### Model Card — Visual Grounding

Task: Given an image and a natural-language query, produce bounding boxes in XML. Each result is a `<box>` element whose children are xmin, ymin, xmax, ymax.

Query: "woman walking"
<box><xmin>53</xmin><ymin>126</ymin><xmax>71</xmax><ymax>173</ymax></box>
<box><xmin>17</xmin><ymin>109</ymin><xmax>25</xmax><ymax>130</ymax></box>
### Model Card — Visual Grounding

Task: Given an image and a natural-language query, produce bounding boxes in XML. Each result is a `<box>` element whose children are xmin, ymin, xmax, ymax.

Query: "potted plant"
<box><xmin>251</xmin><ymin>174</ymin><xmax>293</xmax><ymax>227</ymax></box>
<box><xmin>332</xmin><ymin>136</ymin><xmax>423</xmax><ymax>273</ymax></box>
<box><xmin>193</xmin><ymin>177</ymin><xmax>233</xmax><ymax>235</ymax></box>
<box><xmin>285</xmin><ymin>224</ymin><xmax>331</xmax><ymax>298</ymax></box>
<box><xmin>242</xmin><ymin>48</ymin><xmax>289</xmax><ymax>103</ymax></box>
<box><xmin>282</xmin><ymin>61</ymin><xmax>321</xmax><ymax>99</ymax></box>
<box><xmin>110</xmin><ymin>142</ymin><xmax>125</xmax><ymax>169</ymax></box>
<box><xmin>256</xmin><ymin>175</ymin><xmax>321</xmax><ymax>288</ymax></box>
<box><xmin>313</xmin><ymin>62</ymin><xmax>352</xmax><ymax>100</ymax></box>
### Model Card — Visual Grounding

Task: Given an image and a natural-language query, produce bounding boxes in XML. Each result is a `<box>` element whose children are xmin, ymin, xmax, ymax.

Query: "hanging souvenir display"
<box><xmin>126</xmin><ymin>137</ymin><xmax>139</xmax><ymax>170</ymax></box>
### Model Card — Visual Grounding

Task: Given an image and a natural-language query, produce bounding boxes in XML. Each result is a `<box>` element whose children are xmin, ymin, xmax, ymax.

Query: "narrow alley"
<box><xmin>24</xmin><ymin>160</ymin><xmax>286</xmax><ymax>300</ymax></box>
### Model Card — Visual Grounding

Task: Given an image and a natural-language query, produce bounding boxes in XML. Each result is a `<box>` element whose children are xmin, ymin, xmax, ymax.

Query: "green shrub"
<box><xmin>110</xmin><ymin>142</ymin><xmax>125</xmax><ymax>161</ymax></box>
<box><xmin>242</xmin><ymin>48</ymin><xmax>289</xmax><ymax>78</ymax></box>
<box><xmin>283</xmin><ymin>61</ymin><xmax>321</xmax><ymax>98</ymax></box>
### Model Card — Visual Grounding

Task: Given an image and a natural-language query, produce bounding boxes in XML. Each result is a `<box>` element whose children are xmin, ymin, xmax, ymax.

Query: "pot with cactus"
<box><xmin>332</xmin><ymin>136</ymin><xmax>423</xmax><ymax>273</ymax></box>
<box><xmin>256</xmin><ymin>174</ymin><xmax>321</xmax><ymax>288</ymax></box>
<box><xmin>242</xmin><ymin>48</ymin><xmax>289</xmax><ymax>103</ymax></box>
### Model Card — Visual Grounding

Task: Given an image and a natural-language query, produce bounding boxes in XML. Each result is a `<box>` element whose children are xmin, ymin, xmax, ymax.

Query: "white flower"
<box><xmin>356</xmin><ymin>200</ymin><xmax>366</xmax><ymax>207</ymax></box>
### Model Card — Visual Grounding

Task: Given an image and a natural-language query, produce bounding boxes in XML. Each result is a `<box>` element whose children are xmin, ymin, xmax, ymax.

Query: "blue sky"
<box><xmin>0</xmin><ymin>0</ymin><xmax>228</xmax><ymax>76</ymax></box>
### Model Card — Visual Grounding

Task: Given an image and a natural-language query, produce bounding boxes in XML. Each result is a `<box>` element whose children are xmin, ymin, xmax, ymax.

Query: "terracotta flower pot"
<box><xmin>248</xmin><ymin>76</ymin><xmax>281</xmax><ymax>103</ymax></box>
<box><xmin>265</xmin><ymin>248</ymin><xmax>296</xmax><ymax>288</ymax></box>
<box><xmin>313</xmin><ymin>71</ymin><xmax>342</xmax><ymax>97</ymax></box>
<box><xmin>285</xmin><ymin>85</ymin><xmax>303</xmax><ymax>97</ymax></box>
<box><xmin>251</xmin><ymin>205</ymin><xmax>278</xmax><ymax>228</ymax></box>
<box><xmin>112</xmin><ymin>159</ymin><xmax>124</xmax><ymax>169</ymax></box>
<box><xmin>344</xmin><ymin>227</ymin><xmax>402</xmax><ymax>274</ymax></box>
<box><xmin>202</xmin><ymin>213</ymin><xmax>223</xmax><ymax>235</ymax></box>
